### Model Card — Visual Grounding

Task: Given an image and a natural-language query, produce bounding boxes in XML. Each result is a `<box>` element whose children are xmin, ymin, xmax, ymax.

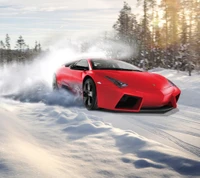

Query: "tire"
<box><xmin>52</xmin><ymin>74</ymin><xmax>58</xmax><ymax>90</ymax></box>
<box><xmin>83</xmin><ymin>78</ymin><xmax>98</xmax><ymax>110</ymax></box>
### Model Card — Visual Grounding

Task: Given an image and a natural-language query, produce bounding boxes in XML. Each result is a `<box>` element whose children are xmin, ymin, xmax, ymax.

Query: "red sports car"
<box><xmin>53</xmin><ymin>59</ymin><xmax>181</xmax><ymax>112</ymax></box>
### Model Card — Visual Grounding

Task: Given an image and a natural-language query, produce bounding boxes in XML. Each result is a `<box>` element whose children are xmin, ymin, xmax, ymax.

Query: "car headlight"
<box><xmin>168</xmin><ymin>79</ymin><xmax>176</xmax><ymax>87</ymax></box>
<box><xmin>106</xmin><ymin>76</ymin><xmax>128</xmax><ymax>88</ymax></box>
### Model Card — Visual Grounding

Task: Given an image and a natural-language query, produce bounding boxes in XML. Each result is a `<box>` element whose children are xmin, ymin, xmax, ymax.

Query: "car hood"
<box><xmin>95</xmin><ymin>70</ymin><xmax>171</xmax><ymax>91</ymax></box>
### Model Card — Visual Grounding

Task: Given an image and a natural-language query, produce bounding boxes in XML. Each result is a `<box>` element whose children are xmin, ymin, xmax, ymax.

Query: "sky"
<box><xmin>0</xmin><ymin>0</ymin><xmax>140</xmax><ymax>49</ymax></box>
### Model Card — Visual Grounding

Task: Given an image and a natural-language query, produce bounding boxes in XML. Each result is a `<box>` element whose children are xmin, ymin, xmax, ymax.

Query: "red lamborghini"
<box><xmin>53</xmin><ymin>59</ymin><xmax>181</xmax><ymax>112</ymax></box>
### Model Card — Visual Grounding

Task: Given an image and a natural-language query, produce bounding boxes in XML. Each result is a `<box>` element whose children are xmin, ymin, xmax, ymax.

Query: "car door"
<box><xmin>58</xmin><ymin>61</ymin><xmax>76</xmax><ymax>90</ymax></box>
<box><xmin>69</xmin><ymin>59</ymin><xmax>89</xmax><ymax>94</ymax></box>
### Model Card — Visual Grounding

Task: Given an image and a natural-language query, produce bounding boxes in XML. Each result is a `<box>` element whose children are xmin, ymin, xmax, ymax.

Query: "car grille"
<box><xmin>115</xmin><ymin>95</ymin><xmax>142</xmax><ymax>110</ymax></box>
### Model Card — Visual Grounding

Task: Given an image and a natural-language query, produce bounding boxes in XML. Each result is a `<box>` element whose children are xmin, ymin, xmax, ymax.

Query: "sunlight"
<box><xmin>158</xmin><ymin>19</ymin><xmax>166</xmax><ymax>28</ymax></box>
<box><xmin>150</xmin><ymin>10</ymin><xmax>165</xmax><ymax>30</ymax></box>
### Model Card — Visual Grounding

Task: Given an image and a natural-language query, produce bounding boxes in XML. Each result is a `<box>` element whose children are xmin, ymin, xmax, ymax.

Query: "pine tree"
<box><xmin>5</xmin><ymin>34</ymin><xmax>12</xmax><ymax>63</ymax></box>
<box><xmin>15</xmin><ymin>35</ymin><xmax>26</xmax><ymax>62</ymax></box>
<box><xmin>193</xmin><ymin>0</ymin><xmax>200</xmax><ymax>69</ymax></box>
<box><xmin>138</xmin><ymin>0</ymin><xmax>149</xmax><ymax>59</ymax></box>
<box><xmin>153</xmin><ymin>11</ymin><xmax>163</xmax><ymax>67</ymax></box>
<box><xmin>136</xmin><ymin>0</ymin><xmax>157</xmax><ymax>68</ymax></box>
<box><xmin>0</xmin><ymin>40</ymin><xmax>5</xmax><ymax>49</ymax></box>
<box><xmin>113</xmin><ymin>2</ymin><xmax>134</xmax><ymax>44</ymax></box>
<box><xmin>0</xmin><ymin>40</ymin><xmax>5</xmax><ymax>64</ymax></box>
<box><xmin>38</xmin><ymin>43</ymin><xmax>41</xmax><ymax>52</ymax></box>
<box><xmin>180</xmin><ymin>6</ymin><xmax>187</xmax><ymax>45</ymax></box>
<box><xmin>34</xmin><ymin>41</ymin><xmax>38</xmax><ymax>52</ymax></box>
<box><xmin>15</xmin><ymin>35</ymin><xmax>26</xmax><ymax>52</ymax></box>
<box><xmin>160</xmin><ymin>0</ymin><xmax>181</xmax><ymax>68</ymax></box>
<box><xmin>113</xmin><ymin>2</ymin><xmax>141</xmax><ymax>62</ymax></box>
<box><xmin>5</xmin><ymin>34</ymin><xmax>11</xmax><ymax>50</ymax></box>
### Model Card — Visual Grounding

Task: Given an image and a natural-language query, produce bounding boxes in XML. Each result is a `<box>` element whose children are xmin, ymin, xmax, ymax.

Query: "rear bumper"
<box><xmin>96</xmin><ymin>84</ymin><xmax>181</xmax><ymax>113</ymax></box>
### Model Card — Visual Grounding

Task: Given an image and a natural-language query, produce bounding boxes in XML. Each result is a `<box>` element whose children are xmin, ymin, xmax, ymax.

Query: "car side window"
<box><xmin>65</xmin><ymin>61</ymin><xmax>75</xmax><ymax>67</ymax></box>
<box><xmin>71</xmin><ymin>59</ymin><xmax>89</xmax><ymax>70</ymax></box>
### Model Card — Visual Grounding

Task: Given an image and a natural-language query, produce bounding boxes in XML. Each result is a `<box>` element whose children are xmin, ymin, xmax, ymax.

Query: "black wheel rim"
<box><xmin>53</xmin><ymin>76</ymin><xmax>58</xmax><ymax>90</ymax></box>
<box><xmin>83</xmin><ymin>81</ymin><xmax>94</xmax><ymax>107</ymax></box>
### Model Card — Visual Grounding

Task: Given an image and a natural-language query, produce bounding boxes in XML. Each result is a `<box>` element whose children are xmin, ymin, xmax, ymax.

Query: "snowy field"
<box><xmin>0</xmin><ymin>58</ymin><xmax>200</xmax><ymax>177</ymax></box>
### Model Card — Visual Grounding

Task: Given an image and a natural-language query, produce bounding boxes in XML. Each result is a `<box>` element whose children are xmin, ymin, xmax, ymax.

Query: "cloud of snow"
<box><xmin>0</xmin><ymin>36</ymin><xmax>135</xmax><ymax>106</ymax></box>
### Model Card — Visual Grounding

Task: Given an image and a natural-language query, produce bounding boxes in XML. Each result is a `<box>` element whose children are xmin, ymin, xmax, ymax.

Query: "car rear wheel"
<box><xmin>53</xmin><ymin>74</ymin><xmax>58</xmax><ymax>90</ymax></box>
<box><xmin>83</xmin><ymin>78</ymin><xmax>97</xmax><ymax>110</ymax></box>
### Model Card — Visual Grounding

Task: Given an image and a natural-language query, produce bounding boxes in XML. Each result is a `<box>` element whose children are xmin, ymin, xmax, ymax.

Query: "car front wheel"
<box><xmin>83</xmin><ymin>78</ymin><xmax>97</xmax><ymax>110</ymax></box>
<box><xmin>53</xmin><ymin>74</ymin><xmax>58</xmax><ymax>90</ymax></box>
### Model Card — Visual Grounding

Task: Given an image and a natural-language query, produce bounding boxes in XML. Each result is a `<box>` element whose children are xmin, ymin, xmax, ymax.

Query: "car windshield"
<box><xmin>90</xmin><ymin>59</ymin><xmax>142</xmax><ymax>71</ymax></box>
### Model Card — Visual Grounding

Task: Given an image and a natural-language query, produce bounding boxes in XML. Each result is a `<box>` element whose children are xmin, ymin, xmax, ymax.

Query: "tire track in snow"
<box><xmin>128</xmin><ymin>116</ymin><xmax>200</xmax><ymax>158</ymax></box>
<box><xmin>74</xmin><ymin>107</ymin><xmax>200</xmax><ymax>158</ymax></box>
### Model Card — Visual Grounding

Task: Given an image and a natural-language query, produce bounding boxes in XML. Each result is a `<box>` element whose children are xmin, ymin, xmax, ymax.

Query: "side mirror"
<box><xmin>69</xmin><ymin>64</ymin><xmax>76</xmax><ymax>69</ymax></box>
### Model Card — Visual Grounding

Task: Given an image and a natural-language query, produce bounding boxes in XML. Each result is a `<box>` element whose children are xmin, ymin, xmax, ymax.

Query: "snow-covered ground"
<box><xmin>0</xmin><ymin>68</ymin><xmax>200</xmax><ymax>178</ymax></box>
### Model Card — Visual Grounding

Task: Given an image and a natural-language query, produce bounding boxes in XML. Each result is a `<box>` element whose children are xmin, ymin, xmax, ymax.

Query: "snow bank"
<box><xmin>0</xmin><ymin>99</ymin><xmax>199</xmax><ymax>178</ymax></box>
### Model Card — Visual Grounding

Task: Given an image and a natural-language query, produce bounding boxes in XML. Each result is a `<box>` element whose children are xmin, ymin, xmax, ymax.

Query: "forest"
<box><xmin>0</xmin><ymin>35</ymin><xmax>42</xmax><ymax>65</ymax></box>
<box><xmin>112</xmin><ymin>0</ymin><xmax>200</xmax><ymax>74</ymax></box>
<box><xmin>0</xmin><ymin>0</ymin><xmax>199</xmax><ymax>75</ymax></box>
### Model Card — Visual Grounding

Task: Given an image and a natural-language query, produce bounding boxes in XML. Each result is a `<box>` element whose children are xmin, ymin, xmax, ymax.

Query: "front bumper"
<box><xmin>96</xmin><ymin>84</ymin><xmax>181</xmax><ymax>113</ymax></box>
